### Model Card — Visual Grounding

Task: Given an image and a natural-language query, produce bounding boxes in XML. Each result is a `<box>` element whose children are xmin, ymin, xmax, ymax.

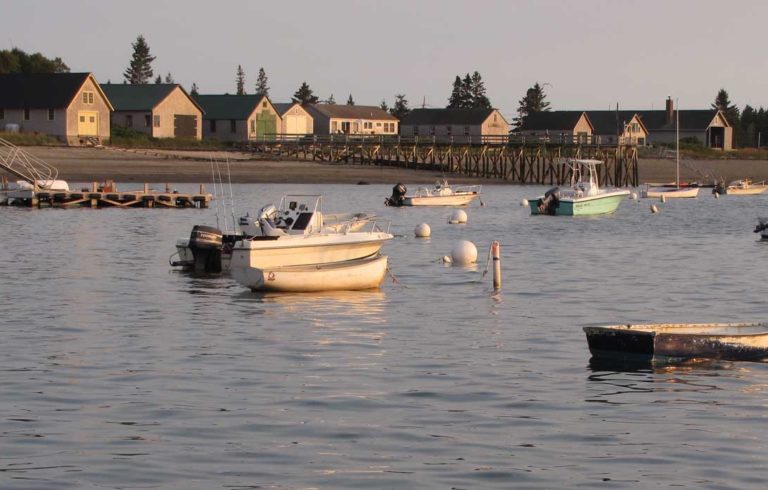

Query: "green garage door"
<box><xmin>256</xmin><ymin>112</ymin><xmax>276</xmax><ymax>139</ymax></box>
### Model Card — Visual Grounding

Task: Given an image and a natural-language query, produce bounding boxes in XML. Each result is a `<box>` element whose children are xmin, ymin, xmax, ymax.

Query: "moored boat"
<box><xmin>528</xmin><ymin>159</ymin><xmax>630</xmax><ymax>216</ymax></box>
<box><xmin>755</xmin><ymin>218</ymin><xmax>768</xmax><ymax>240</ymax></box>
<box><xmin>385</xmin><ymin>180</ymin><xmax>481</xmax><ymax>207</ymax></box>
<box><xmin>714</xmin><ymin>179</ymin><xmax>768</xmax><ymax>196</ymax></box>
<box><xmin>641</xmin><ymin>185</ymin><xmax>700</xmax><ymax>199</ymax></box>
<box><xmin>235</xmin><ymin>254</ymin><xmax>388</xmax><ymax>292</ymax></box>
<box><xmin>584</xmin><ymin>323</ymin><xmax>768</xmax><ymax>362</ymax></box>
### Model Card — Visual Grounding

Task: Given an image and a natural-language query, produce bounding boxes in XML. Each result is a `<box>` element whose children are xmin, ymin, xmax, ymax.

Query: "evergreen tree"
<box><xmin>390</xmin><ymin>94</ymin><xmax>410</xmax><ymax>120</ymax></box>
<box><xmin>123</xmin><ymin>35</ymin><xmax>155</xmax><ymax>85</ymax></box>
<box><xmin>447</xmin><ymin>75</ymin><xmax>468</xmax><ymax>108</ymax></box>
<box><xmin>0</xmin><ymin>48</ymin><xmax>69</xmax><ymax>74</ymax></box>
<box><xmin>741</xmin><ymin>105</ymin><xmax>756</xmax><ymax>147</ymax></box>
<box><xmin>380</xmin><ymin>99</ymin><xmax>389</xmax><ymax>111</ymax></box>
<box><xmin>326</xmin><ymin>94</ymin><xmax>336</xmax><ymax>105</ymax></box>
<box><xmin>711</xmin><ymin>88</ymin><xmax>740</xmax><ymax>127</ymax></box>
<box><xmin>515</xmin><ymin>82</ymin><xmax>551</xmax><ymax>127</ymax></box>
<box><xmin>236</xmin><ymin>65</ymin><xmax>246</xmax><ymax>95</ymax></box>
<box><xmin>469</xmin><ymin>71</ymin><xmax>491</xmax><ymax>109</ymax></box>
<box><xmin>461</xmin><ymin>74</ymin><xmax>473</xmax><ymax>107</ymax></box>
<box><xmin>346</xmin><ymin>94</ymin><xmax>355</xmax><ymax>106</ymax></box>
<box><xmin>190</xmin><ymin>82</ymin><xmax>199</xmax><ymax>97</ymax></box>
<box><xmin>164</xmin><ymin>72</ymin><xmax>174</xmax><ymax>83</ymax></box>
<box><xmin>154</xmin><ymin>75</ymin><xmax>162</xmax><ymax>84</ymax></box>
<box><xmin>255</xmin><ymin>67</ymin><xmax>269</xmax><ymax>97</ymax></box>
<box><xmin>292</xmin><ymin>81</ymin><xmax>319</xmax><ymax>104</ymax></box>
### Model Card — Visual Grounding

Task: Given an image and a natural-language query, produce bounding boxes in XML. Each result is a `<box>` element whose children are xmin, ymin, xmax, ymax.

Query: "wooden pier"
<box><xmin>1</xmin><ymin>180</ymin><xmax>212</xmax><ymax>209</ymax></box>
<box><xmin>247</xmin><ymin>135</ymin><xmax>639</xmax><ymax>187</ymax></box>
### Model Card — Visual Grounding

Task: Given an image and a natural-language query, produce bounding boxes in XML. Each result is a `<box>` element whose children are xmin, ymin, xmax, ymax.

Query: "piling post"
<box><xmin>491</xmin><ymin>240</ymin><xmax>501</xmax><ymax>290</ymax></box>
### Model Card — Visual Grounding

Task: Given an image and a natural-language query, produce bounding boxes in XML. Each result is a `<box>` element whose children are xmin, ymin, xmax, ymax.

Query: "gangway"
<box><xmin>0</xmin><ymin>137</ymin><xmax>60</xmax><ymax>188</ymax></box>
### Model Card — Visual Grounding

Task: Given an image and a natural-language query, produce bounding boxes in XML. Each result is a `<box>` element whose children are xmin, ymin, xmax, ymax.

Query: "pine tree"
<box><xmin>469</xmin><ymin>71</ymin><xmax>491</xmax><ymax>109</ymax></box>
<box><xmin>461</xmin><ymin>74</ymin><xmax>473</xmax><ymax>108</ymax></box>
<box><xmin>123</xmin><ymin>35</ymin><xmax>155</xmax><ymax>85</ymax></box>
<box><xmin>292</xmin><ymin>82</ymin><xmax>319</xmax><ymax>104</ymax></box>
<box><xmin>515</xmin><ymin>82</ymin><xmax>551</xmax><ymax>127</ymax></box>
<box><xmin>447</xmin><ymin>75</ymin><xmax>466</xmax><ymax>108</ymax></box>
<box><xmin>380</xmin><ymin>99</ymin><xmax>389</xmax><ymax>111</ymax></box>
<box><xmin>236</xmin><ymin>65</ymin><xmax>246</xmax><ymax>95</ymax></box>
<box><xmin>190</xmin><ymin>83</ymin><xmax>199</xmax><ymax>97</ymax></box>
<box><xmin>326</xmin><ymin>94</ymin><xmax>336</xmax><ymax>105</ymax></box>
<box><xmin>255</xmin><ymin>67</ymin><xmax>269</xmax><ymax>97</ymax></box>
<box><xmin>741</xmin><ymin>105</ymin><xmax>756</xmax><ymax>147</ymax></box>
<box><xmin>154</xmin><ymin>75</ymin><xmax>162</xmax><ymax>84</ymax></box>
<box><xmin>346</xmin><ymin>94</ymin><xmax>355</xmax><ymax>106</ymax></box>
<box><xmin>390</xmin><ymin>94</ymin><xmax>410</xmax><ymax>120</ymax></box>
<box><xmin>164</xmin><ymin>72</ymin><xmax>174</xmax><ymax>83</ymax></box>
<box><xmin>711</xmin><ymin>88</ymin><xmax>740</xmax><ymax>127</ymax></box>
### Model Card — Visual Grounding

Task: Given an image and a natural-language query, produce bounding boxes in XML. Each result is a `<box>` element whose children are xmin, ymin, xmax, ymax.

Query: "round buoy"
<box><xmin>660</xmin><ymin>194</ymin><xmax>666</xmax><ymax>203</ymax></box>
<box><xmin>520</xmin><ymin>198</ymin><xmax>528</xmax><ymax>207</ymax></box>
<box><xmin>650</xmin><ymin>204</ymin><xmax>660</xmax><ymax>214</ymax></box>
<box><xmin>448</xmin><ymin>209</ymin><xmax>468</xmax><ymax>224</ymax></box>
<box><xmin>630</xmin><ymin>192</ymin><xmax>638</xmax><ymax>201</ymax></box>
<box><xmin>451</xmin><ymin>240</ymin><xmax>477</xmax><ymax>265</ymax></box>
<box><xmin>414</xmin><ymin>223</ymin><xmax>431</xmax><ymax>238</ymax></box>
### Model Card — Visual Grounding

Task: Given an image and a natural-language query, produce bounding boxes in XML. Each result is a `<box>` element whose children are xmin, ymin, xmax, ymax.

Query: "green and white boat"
<box><xmin>529</xmin><ymin>159</ymin><xmax>630</xmax><ymax>216</ymax></box>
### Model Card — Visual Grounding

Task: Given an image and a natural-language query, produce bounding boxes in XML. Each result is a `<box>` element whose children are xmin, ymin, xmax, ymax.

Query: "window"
<box><xmin>48</xmin><ymin>109</ymin><xmax>55</xmax><ymax>121</ymax></box>
<box><xmin>429</xmin><ymin>126</ymin><xmax>435</xmax><ymax>136</ymax></box>
<box><xmin>230</xmin><ymin>120</ymin><xmax>236</xmax><ymax>133</ymax></box>
<box><xmin>210</xmin><ymin>120</ymin><xmax>217</xmax><ymax>132</ymax></box>
<box><xmin>331</xmin><ymin>121</ymin><xmax>338</xmax><ymax>133</ymax></box>
<box><xmin>376</xmin><ymin>122</ymin><xmax>382</xmax><ymax>127</ymax></box>
<box><xmin>82</xmin><ymin>91</ymin><xmax>94</xmax><ymax>104</ymax></box>
<box><xmin>153</xmin><ymin>115</ymin><xmax>160</xmax><ymax>128</ymax></box>
<box><xmin>250</xmin><ymin>120</ymin><xmax>255</xmax><ymax>132</ymax></box>
<box><xmin>126</xmin><ymin>115</ymin><xmax>133</xmax><ymax>127</ymax></box>
<box><xmin>413</xmin><ymin>126</ymin><xmax>419</xmax><ymax>136</ymax></box>
<box><xmin>464</xmin><ymin>126</ymin><xmax>470</xmax><ymax>136</ymax></box>
<box><xmin>24</xmin><ymin>108</ymin><xmax>30</xmax><ymax>120</ymax></box>
<box><xmin>80</xmin><ymin>115</ymin><xmax>85</xmax><ymax>123</ymax></box>
<box><xmin>446</xmin><ymin>125</ymin><xmax>452</xmax><ymax>135</ymax></box>
<box><xmin>145</xmin><ymin>115</ymin><xmax>151</xmax><ymax>127</ymax></box>
<box><xmin>262</xmin><ymin>101</ymin><xmax>267</xmax><ymax>108</ymax></box>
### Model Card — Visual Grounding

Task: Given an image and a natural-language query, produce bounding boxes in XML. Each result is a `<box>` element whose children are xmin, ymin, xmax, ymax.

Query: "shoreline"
<box><xmin>4</xmin><ymin>146</ymin><xmax>768</xmax><ymax>185</ymax></box>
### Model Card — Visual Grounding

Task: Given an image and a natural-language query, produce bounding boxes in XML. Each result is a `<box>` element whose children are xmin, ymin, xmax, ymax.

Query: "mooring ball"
<box><xmin>451</xmin><ymin>240</ymin><xmax>477</xmax><ymax>265</ymax></box>
<box><xmin>520</xmin><ymin>198</ymin><xmax>528</xmax><ymax>207</ymax></box>
<box><xmin>650</xmin><ymin>204</ymin><xmax>660</xmax><ymax>214</ymax></box>
<box><xmin>449</xmin><ymin>209</ymin><xmax>468</xmax><ymax>224</ymax></box>
<box><xmin>630</xmin><ymin>192</ymin><xmax>638</xmax><ymax>201</ymax></box>
<box><xmin>714</xmin><ymin>192</ymin><xmax>720</xmax><ymax>199</ymax></box>
<box><xmin>660</xmin><ymin>194</ymin><xmax>666</xmax><ymax>203</ymax></box>
<box><xmin>414</xmin><ymin>223</ymin><xmax>431</xmax><ymax>238</ymax></box>
<box><xmin>442</xmin><ymin>255</ymin><xmax>453</xmax><ymax>264</ymax></box>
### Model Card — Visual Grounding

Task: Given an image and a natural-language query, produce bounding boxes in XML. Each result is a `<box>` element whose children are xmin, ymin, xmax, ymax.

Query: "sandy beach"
<box><xmin>5</xmin><ymin>146</ymin><xmax>768</xmax><ymax>185</ymax></box>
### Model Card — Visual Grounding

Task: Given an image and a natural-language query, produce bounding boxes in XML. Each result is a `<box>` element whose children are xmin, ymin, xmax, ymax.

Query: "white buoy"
<box><xmin>414</xmin><ymin>223</ymin><xmax>431</xmax><ymax>238</ymax></box>
<box><xmin>448</xmin><ymin>209</ymin><xmax>468</xmax><ymax>224</ymax></box>
<box><xmin>660</xmin><ymin>194</ymin><xmax>666</xmax><ymax>203</ymax></box>
<box><xmin>630</xmin><ymin>192</ymin><xmax>638</xmax><ymax>201</ymax></box>
<box><xmin>491</xmin><ymin>241</ymin><xmax>501</xmax><ymax>290</ymax></box>
<box><xmin>714</xmin><ymin>192</ymin><xmax>720</xmax><ymax>199</ymax></box>
<box><xmin>451</xmin><ymin>240</ymin><xmax>477</xmax><ymax>265</ymax></box>
<box><xmin>650</xmin><ymin>204</ymin><xmax>660</xmax><ymax>214</ymax></box>
<box><xmin>442</xmin><ymin>255</ymin><xmax>452</xmax><ymax>264</ymax></box>
<box><xmin>520</xmin><ymin>198</ymin><xmax>528</xmax><ymax>207</ymax></box>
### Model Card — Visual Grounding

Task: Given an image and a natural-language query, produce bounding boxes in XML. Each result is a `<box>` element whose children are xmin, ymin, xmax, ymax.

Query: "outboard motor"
<box><xmin>537</xmin><ymin>187</ymin><xmax>560</xmax><ymax>215</ymax></box>
<box><xmin>188</xmin><ymin>225</ymin><xmax>223</xmax><ymax>273</ymax></box>
<box><xmin>385</xmin><ymin>183</ymin><xmax>407</xmax><ymax>207</ymax></box>
<box><xmin>713</xmin><ymin>181</ymin><xmax>726</xmax><ymax>195</ymax></box>
<box><xmin>754</xmin><ymin>218</ymin><xmax>768</xmax><ymax>237</ymax></box>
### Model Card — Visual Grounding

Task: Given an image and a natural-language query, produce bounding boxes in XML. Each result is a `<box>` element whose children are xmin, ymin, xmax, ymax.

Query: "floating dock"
<box><xmin>1</xmin><ymin>180</ymin><xmax>212</xmax><ymax>209</ymax></box>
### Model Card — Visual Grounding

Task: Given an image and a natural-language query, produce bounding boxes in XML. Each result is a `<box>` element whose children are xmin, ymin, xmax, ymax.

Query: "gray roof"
<box><xmin>100</xmin><ymin>83</ymin><xmax>201</xmax><ymax>112</ymax></box>
<box><xmin>634</xmin><ymin>110</ymin><xmax>724</xmax><ymax>131</ymax></box>
<box><xmin>400</xmin><ymin>108</ymin><xmax>498</xmax><ymax>126</ymax></box>
<box><xmin>0</xmin><ymin>72</ymin><xmax>103</xmax><ymax>109</ymax></box>
<box><xmin>307</xmin><ymin>104</ymin><xmax>397</xmax><ymax>121</ymax></box>
<box><xmin>585</xmin><ymin>110</ymin><xmax>641</xmax><ymax>135</ymax></box>
<box><xmin>273</xmin><ymin>102</ymin><xmax>298</xmax><ymax>116</ymax></box>
<box><xmin>193</xmin><ymin>94</ymin><xmax>267</xmax><ymax>120</ymax></box>
<box><xmin>517</xmin><ymin>111</ymin><xmax>589</xmax><ymax>131</ymax></box>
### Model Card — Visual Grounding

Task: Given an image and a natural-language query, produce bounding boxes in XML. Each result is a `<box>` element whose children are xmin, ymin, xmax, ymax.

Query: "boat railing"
<box><xmin>0</xmin><ymin>137</ymin><xmax>59</xmax><ymax>187</ymax></box>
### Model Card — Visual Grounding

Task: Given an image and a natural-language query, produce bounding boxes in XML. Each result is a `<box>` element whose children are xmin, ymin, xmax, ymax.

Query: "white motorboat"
<box><xmin>385</xmin><ymin>180</ymin><xmax>481</xmax><ymax>207</ymax></box>
<box><xmin>714</xmin><ymin>179</ymin><xmax>768</xmax><ymax>196</ymax></box>
<box><xmin>235</xmin><ymin>254</ymin><xmax>388</xmax><ymax>292</ymax></box>
<box><xmin>171</xmin><ymin>195</ymin><xmax>382</xmax><ymax>273</ymax></box>
<box><xmin>529</xmin><ymin>159</ymin><xmax>630</xmax><ymax>216</ymax></box>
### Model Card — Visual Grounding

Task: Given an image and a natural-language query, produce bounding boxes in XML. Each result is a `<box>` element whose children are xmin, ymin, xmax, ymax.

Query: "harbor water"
<box><xmin>1</xmin><ymin>183</ymin><xmax>767</xmax><ymax>489</ymax></box>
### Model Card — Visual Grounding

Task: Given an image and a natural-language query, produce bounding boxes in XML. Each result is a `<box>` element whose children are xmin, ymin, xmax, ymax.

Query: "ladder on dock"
<box><xmin>0</xmin><ymin>137</ymin><xmax>59</xmax><ymax>188</ymax></box>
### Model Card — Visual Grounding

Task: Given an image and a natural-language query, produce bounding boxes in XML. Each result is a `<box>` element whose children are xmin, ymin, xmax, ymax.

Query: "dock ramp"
<box><xmin>0</xmin><ymin>137</ymin><xmax>60</xmax><ymax>188</ymax></box>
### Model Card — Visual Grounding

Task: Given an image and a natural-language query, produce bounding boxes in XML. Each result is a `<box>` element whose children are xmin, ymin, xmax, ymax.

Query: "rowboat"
<box><xmin>528</xmin><ymin>159</ymin><xmax>630</xmax><ymax>216</ymax></box>
<box><xmin>236</xmin><ymin>254</ymin><xmax>388</xmax><ymax>292</ymax></box>
<box><xmin>583</xmin><ymin>323</ymin><xmax>768</xmax><ymax>362</ymax></box>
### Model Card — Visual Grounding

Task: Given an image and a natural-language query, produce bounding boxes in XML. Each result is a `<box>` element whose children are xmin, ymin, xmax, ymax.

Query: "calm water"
<box><xmin>1</xmin><ymin>183</ymin><xmax>767</xmax><ymax>489</ymax></box>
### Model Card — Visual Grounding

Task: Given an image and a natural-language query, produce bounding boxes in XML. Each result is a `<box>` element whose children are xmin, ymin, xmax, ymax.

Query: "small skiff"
<box><xmin>584</xmin><ymin>323</ymin><xmax>768</xmax><ymax>362</ymax></box>
<box><xmin>238</xmin><ymin>254</ymin><xmax>388</xmax><ymax>292</ymax></box>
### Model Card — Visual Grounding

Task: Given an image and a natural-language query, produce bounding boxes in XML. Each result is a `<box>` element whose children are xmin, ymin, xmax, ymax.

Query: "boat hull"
<box><xmin>237</xmin><ymin>254</ymin><xmax>388</xmax><ymax>292</ymax></box>
<box><xmin>584</xmin><ymin>323</ymin><xmax>768</xmax><ymax>362</ymax></box>
<box><xmin>529</xmin><ymin>191</ymin><xmax>629</xmax><ymax>216</ymax></box>
<box><xmin>725</xmin><ymin>186</ymin><xmax>768</xmax><ymax>195</ymax></box>
<box><xmin>402</xmin><ymin>193</ymin><xmax>479</xmax><ymax>206</ymax></box>
<box><xmin>642</xmin><ymin>187</ymin><xmax>700</xmax><ymax>198</ymax></box>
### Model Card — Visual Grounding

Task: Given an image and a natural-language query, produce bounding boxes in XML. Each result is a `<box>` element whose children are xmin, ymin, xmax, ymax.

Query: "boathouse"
<box><xmin>585</xmin><ymin>111</ymin><xmax>649</xmax><ymax>146</ymax></box>
<box><xmin>514</xmin><ymin>111</ymin><xmax>594</xmax><ymax>144</ymax></box>
<box><xmin>101</xmin><ymin>83</ymin><xmax>203</xmax><ymax>139</ymax></box>
<box><xmin>274</xmin><ymin>102</ymin><xmax>314</xmax><ymax>137</ymax></box>
<box><xmin>306</xmin><ymin>104</ymin><xmax>398</xmax><ymax>135</ymax></box>
<box><xmin>0</xmin><ymin>72</ymin><xmax>113</xmax><ymax>145</ymax></box>
<box><xmin>635</xmin><ymin>98</ymin><xmax>732</xmax><ymax>150</ymax></box>
<box><xmin>195</xmin><ymin>94</ymin><xmax>281</xmax><ymax>142</ymax></box>
<box><xmin>399</xmin><ymin>108</ymin><xmax>510</xmax><ymax>143</ymax></box>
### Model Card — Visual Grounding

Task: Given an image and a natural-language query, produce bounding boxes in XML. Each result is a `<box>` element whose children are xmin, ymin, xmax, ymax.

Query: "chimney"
<box><xmin>665</xmin><ymin>97</ymin><xmax>674</xmax><ymax>124</ymax></box>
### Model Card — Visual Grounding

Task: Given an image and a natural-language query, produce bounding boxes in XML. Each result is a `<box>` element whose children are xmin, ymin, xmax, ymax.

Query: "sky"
<box><xmin>2</xmin><ymin>0</ymin><xmax>767</xmax><ymax>122</ymax></box>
